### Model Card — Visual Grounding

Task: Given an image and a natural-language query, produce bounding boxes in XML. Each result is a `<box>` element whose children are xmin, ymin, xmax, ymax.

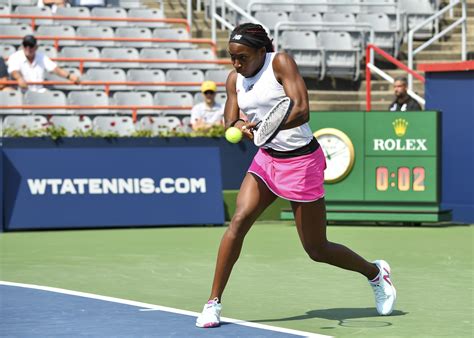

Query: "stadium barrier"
<box><xmin>1</xmin><ymin>138</ymin><xmax>255</xmax><ymax>230</ymax></box>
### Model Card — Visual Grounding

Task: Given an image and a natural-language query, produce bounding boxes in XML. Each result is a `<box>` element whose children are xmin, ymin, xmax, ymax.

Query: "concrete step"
<box><xmin>413</xmin><ymin>50</ymin><xmax>468</xmax><ymax>60</ymax></box>
<box><xmin>408</xmin><ymin>41</ymin><xmax>474</xmax><ymax>51</ymax></box>
<box><xmin>360</xmin><ymin>80</ymin><xmax>424</xmax><ymax>92</ymax></box>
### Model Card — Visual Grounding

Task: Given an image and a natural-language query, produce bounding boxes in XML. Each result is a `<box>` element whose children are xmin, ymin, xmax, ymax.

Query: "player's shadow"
<box><xmin>254</xmin><ymin>308</ymin><xmax>408</xmax><ymax>327</ymax></box>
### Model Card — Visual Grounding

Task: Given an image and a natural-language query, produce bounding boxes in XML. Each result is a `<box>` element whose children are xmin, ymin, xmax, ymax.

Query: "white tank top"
<box><xmin>236</xmin><ymin>52</ymin><xmax>313</xmax><ymax>151</ymax></box>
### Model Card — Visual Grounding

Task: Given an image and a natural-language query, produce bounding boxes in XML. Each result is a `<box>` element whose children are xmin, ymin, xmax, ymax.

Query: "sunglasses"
<box><xmin>203</xmin><ymin>91</ymin><xmax>216</xmax><ymax>95</ymax></box>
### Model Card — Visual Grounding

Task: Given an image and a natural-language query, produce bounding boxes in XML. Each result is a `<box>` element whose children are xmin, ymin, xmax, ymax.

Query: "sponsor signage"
<box><xmin>365</xmin><ymin>112</ymin><xmax>438</xmax><ymax>156</ymax></box>
<box><xmin>3</xmin><ymin>147</ymin><xmax>225</xmax><ymax>230</ymax></box>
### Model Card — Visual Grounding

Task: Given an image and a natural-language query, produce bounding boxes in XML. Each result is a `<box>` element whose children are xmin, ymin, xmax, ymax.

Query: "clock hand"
<box><xmin>322</xmin><ymin>147</ymin><xmax>331</xmax><ymax>160</ymax></box>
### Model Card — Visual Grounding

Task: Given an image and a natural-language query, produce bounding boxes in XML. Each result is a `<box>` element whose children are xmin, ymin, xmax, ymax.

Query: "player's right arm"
<box><xmin>224</xmin><ymin>70</ymin><xmax>253</xmax><ymax>139</ymax></box>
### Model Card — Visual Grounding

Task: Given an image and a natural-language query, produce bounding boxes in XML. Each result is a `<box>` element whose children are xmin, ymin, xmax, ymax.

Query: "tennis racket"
<box><xmin>253</xmin><ymin>97</ymin><xmax>293</xmax><ymax>147</ymax></box>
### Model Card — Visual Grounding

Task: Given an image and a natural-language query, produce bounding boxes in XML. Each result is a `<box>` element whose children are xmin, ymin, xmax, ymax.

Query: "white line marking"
<box><xmin>1</xmin><ymin>280</ymin><xmax>332</xmax><ymax>338</ymax></box>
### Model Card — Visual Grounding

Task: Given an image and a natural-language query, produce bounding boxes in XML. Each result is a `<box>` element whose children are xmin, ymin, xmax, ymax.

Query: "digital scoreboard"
<box><xmin>301</xmin><ymin>111</ymin><xmax>449</xmax><ymax>223</ymax></box>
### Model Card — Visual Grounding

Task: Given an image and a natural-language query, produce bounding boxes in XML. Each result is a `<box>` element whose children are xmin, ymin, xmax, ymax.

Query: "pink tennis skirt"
<box><xmin>248</xmin><ymin>146</ymin><xmax>326</xmax><ymax>202</ymax></box>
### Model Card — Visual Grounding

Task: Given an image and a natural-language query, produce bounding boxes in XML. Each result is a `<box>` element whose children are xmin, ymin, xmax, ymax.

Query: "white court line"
<box><xmin>0</xmin><ymin>280</ymin><xmax>332</xmax><ymax>338</ymax></box>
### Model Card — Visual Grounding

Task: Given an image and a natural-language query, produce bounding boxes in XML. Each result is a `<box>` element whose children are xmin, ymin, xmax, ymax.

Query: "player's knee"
<box><xmin>228</xmin><ymin>213</ymin><xmax>251</xmax><ymax>238</ymax></box>
<box><xmin>305</xmin><ymin>244</ymin><xmax>330</xmax><ymax>263</ymax></box>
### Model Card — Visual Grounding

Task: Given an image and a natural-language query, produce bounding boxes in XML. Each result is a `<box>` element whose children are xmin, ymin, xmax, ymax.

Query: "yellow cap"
<box><xmin>201</xmin><ymin>80</ymin><xmax>217</xmax><ymax>93</ymax></box>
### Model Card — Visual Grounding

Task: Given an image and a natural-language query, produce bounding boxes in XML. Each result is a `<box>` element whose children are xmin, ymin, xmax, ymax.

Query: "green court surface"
<box><xmin>1</xmin><ymin>223</ymin><xmax>472</xmax><ymax>337</ymax></box>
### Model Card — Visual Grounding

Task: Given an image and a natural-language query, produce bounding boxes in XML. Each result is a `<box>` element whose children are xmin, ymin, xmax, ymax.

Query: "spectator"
<box><xmin>38</xmin><ymin>0</ymin><xmax>69</xmax><ymax>13</ymax></box>
<box><xmin>71</xmin><ymin>0</ymin><xmax>106</xmax><ymax>8</ymax></box>
<box><xmin>8</xmin><ymin>35</ymin><xmax>80</xmax><ymax>93</ymax></box>
<box><xmin>388</xmin><ymin>76</ymin><xmax>422</xmax><ymax>111</ymax></box>
<box><xmin>0</xmin><ymin>57</ymin><xmax>13</xmax><ymax>91</ymax></box>
<box><xmin>190</xmin><ymin>81</ymin><xmax>224</xmax><ymax>131</ymax></box>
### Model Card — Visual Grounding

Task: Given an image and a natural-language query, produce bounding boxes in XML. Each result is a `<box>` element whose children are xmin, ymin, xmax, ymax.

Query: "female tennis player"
<box><xmin>196</xmin><ymin>23</ymin><xmax>396</xmax><ymax>328</ymax></box>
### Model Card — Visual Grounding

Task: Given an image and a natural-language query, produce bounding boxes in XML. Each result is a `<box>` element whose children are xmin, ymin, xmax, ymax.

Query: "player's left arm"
<box><xmin>273</xmin><ymin>52</ymin><xmax>310</xmax><ymax>130</ymax></box>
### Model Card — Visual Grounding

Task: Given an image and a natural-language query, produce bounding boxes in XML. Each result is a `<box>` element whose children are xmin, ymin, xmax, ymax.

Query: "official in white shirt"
<box><xmin>8</xmin><ymin>35</ymin><xmax>80</xmax><ymax>92</ymax></box>
<box><xmin>190</xmin><ymin>81</ymin><xmax>224</xmax><ymax>131</ymax></box>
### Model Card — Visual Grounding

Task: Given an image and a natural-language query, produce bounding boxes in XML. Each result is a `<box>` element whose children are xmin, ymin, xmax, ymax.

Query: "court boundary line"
<box><xmin>0</xmin><ymin>280</ymin><xmax>332</xmax><ymax>338</ymax></box>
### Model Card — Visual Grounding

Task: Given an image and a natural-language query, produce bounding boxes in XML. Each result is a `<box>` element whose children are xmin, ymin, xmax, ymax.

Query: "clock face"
<box><xmin>314</xmin><ymin>128</ymin><xmax>355</xmax><ymax>183</ymax></box>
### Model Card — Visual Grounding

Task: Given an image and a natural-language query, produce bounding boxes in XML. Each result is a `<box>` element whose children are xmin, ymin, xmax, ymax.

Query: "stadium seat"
<box><xmin>299</xmin><ymin>0</ymin><xmax>329</xmax><ymax>13</ymax></box>
<box><xmin>0</xmin><ymin>4</ymin><xmax>11</xmax><ymax>24</ymax></box>
<box><xmin>0</xmin><ymin>0</ymin><xmax>37</xmax><ymax>5</ymax></box>
<box><xmin>138</xmin><ymin>115</ymin><xmax>181</xmax><ymax>134</ymax></box>
<box><xmin>327</xmin><ymin>0</ymin><xmax>360</xmax><ymax>13</ymax></box>
<box><xmin>0</xmin><ymin>44</ymin><xmax>16</xmax><ymax>58</ymax></box>
<box><xmin>154</xmin><ymin>92</ymin><xmax>193</xmax><ymax>115</ymax></box>
<box><xmin>358</xmin><ymin>13</ymin><xmax>399</xmax><ymax>55</ymax></box>
<box><xmin>38</xmin><ymin>45</ymin><xmax>57</xmax><ymax>58</ymax></box>
<box><xmin>55</xmin><ymin>6</ymin><xmax>92</xmax><ymax>27</ymax></box>
<box><xmin>318</xmin><ymin>31</ymin><xmax>360</xmax><ymax>80</ymax></box>
<box><xmin>93</xmin><ymin>116</ymin><xmax>136</xmax><ymax>136</ymax></box>
<box><xmin>3</xmin><ymin>115</ymin><xmax>48</xmax><ymax>132</ymax></box>
<box><xmin>400</xmin><ymin>0</ymin><xmax>436</xmax><ymax>39</ymax></box>
<box><xmin>204</xmin><ymin>69</ymin><xmax>230</xmax><ymax>90</ymax></box>
<box><xmin>177</xmin><ymin>48</ymin><xmax>218</xmax><ymax>69</ymax></box>
<box><xmin>152</xmin><ymin>28</ymin><xmax>193</xmax><ymax>49</ymax></box>
<box><xmin>45</xmin><ymin>67</ymin><xmax>81</xmax><ymax>90</ymax></box>
<box><xmin>0</xmin><ymin>91</ymin><xmax>23</xmax><ymax>114</ymax></box>
<box><xmin>115</xmin><ymin>27</ymin><xmax>153</xmax><ymax>48</ymax></box>
<box><xmin>359</xmin><ymin>0</ymin><xmax>398</xmax><ymax>15</ymax></box>
<box><xmin>82</xmin><ymin>68</ymin><xmax>128</xmax><ymax>90</ymax></box>
<box><xmin>166</xmin><ymin>69</ymin><xmax>204</xmax><ymax>91</ymax></box>
<box><xmin>128</xmin><ymin>8</ymin><xmax>166</xmax><ymax>28</ymax></box>
<box><xmin>280</xmin><ymin>30</ymin><xmax>324</xmax><ymax>79</ymax></box>
<box><xmin>14</xmin><ymin>5</ymin><xmax>53</xmax><ymax>25</ymax></box>
<box><xmin>58</xmin><ymin>46</ymin><xmax>102</xmax><ymax>68</ymax></box>
<box><xmin>254</xmin><ymin>11</ymin><xmax>289</xmax><ymax>32</ymax></box>
<box><xmin>180</xmin><ymin>115</ymin><xmax>192</xmax><ymax>133</ymax></box>
<box><xmin>193</xmin><ymin>92</ymin><xmax>227</xmax><ymax>105</ymax></box>
<box><xmin>247</xmin><ymin>0</ymin><xmax>297</xmax><ymax>13</ymax></box>
<box><xmin>112</xmin><ymin>91</ymin><xmax>155</xmax><ymax>114</ymax></box>
<box><xmin>49</xmin><ymin>115</ymin><xmax>93</xmax><ymax>135</ymax></box>
<box><xmin>99</xmin><ymin>47</ymin><xmax>140</xmax><ymax>68</ymax></box>
<box><xmin>76</xmin><ymin>26</ymin><xmax>115</xmax><ymax>47</ymax></box>
<box><xmin>24</xmin><ymin>90</ymin><xmax>67</xmax><ymax>114</ymax></box>
<box><xmin>36</xmin><ymin>25</ymin><xmax>78</xmax><ymax>46</ymax></box>
<box><xmin>126</xmin><ymin>69</ymin><xmax>166</xmax><ymax>91</ymax></box>
<box><xmin>67</xmin><ymin>91</ymin><xmax>110</xmax><ymax>115</ymax></box>
<box><xmin>323</xmin><ymin>12</ymin><xmax>356</xmax><ymax>23</ymax></box>
<box><xmin>91</xmin><ymin>7</ymin><xmax>128</xmax><ymax>27</ymax></box>
<box><xmin>117</xmin><ymin>0</ymin><xmax>144</xmax><ymax>8</ymax></box>
<box><xmin>139</xmin><ymin>47</ymin><xmax>178</xmax><ymax>69</ymax></box>
<box><xmin>0</xmin><ymin>24</ymin><xmax>33</xmax><ymax>45</ymax></box>
<box><xmin>288</xmin><ymin>12</ymin><xmax>323</xmax><ymax>23</ymax></box>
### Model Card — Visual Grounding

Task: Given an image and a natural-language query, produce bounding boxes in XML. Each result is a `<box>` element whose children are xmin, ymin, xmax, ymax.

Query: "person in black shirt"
<box><xmin>388</xmin><ymin>76</ymin><xmax>422</xmax><ymax>111</ymax></box>
<box><xmin>0</xmin><ymin>57</ymin><xmax>12</xmax><ymax>91</ymax></box>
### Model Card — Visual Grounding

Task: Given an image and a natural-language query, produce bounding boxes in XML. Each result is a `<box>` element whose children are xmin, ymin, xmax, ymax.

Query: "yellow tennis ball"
<box><xmin>225</xmin><ymin>127</ymin><xmax>243</xmax><ymax>144</ymax></box>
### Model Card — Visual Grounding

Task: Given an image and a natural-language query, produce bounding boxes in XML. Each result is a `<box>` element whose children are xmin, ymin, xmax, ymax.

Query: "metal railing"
<box><xmin>0</xmin><ymin>13</ymin><xmax>188</xmax><ymax>31</ymax></box>
<box><xmin>0</xmin><ymin>80</ymin><xmax>225</xmax><ymax>97</ymax></box>
<box><xmin>0</xmin><ymin>35</ymin><xmax>218</xmax><ymax>53</ymax></box>
<box><xmin>209</xmin><ymin>0</ymin><xmax>269</xmax><ymax>43</ymax></box>
<box><xmin>407</xmin><ymin>0</ymin><xmax>467</xmax><ymax>90</ymax></box>
<box><xmin>366</xmin><ymin>44</ymin><xmax>425</xmax><ymax>111</ymax></box>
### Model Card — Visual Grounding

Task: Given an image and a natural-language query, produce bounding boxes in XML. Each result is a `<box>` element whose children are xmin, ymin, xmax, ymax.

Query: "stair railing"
<box><xmin>407</xmin><ymin>0</ymin><xmax>467</xmax><ymax>90</ymax></box>
<box><xmin>208</xmin><ymin>0</ymin><xmax>269</xmax><ymax>43</ymax></box>
<box><xmin>366</xmin><ymin>44</ymin><xmax>425</xmax><ymax>111</ymax></box>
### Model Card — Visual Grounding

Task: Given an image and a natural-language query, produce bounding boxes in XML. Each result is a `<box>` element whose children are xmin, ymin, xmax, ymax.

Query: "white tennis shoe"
<box><xmin>196</xmin><ymin>297</ymin><xmax>222</xmax><ymax>328</ymax></box>
<box><xmin>369</xmin><ymin>260</ymin><xmax>397</xmax><ymax>315</ymax></box>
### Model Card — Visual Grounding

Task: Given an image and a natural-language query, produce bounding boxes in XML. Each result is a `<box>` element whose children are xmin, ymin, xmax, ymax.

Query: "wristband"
<box><xmin>230</xmin><ymin>118</ymin><xmax>245</xmax><ymax>127</ymax></box>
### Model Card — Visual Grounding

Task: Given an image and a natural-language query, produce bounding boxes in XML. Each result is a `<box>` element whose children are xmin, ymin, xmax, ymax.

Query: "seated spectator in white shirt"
<box><xmin>191</xmin><ymin>81</ymin><xmax>224</xmax><ymax>131</ymax></box>
<box><xmin>71</xmin><ymin>0</ymin><xmax>106</xmax><ymax>8</ymax></box>
<box><xmin>8</xmin><ymin>35</ymin><xmax>80</xmax><ymax>93</ymax></box>
<box><xmin>38</xmin><ymin>0</ymin><xmax>69</xmax><ymax>13</ymax></box>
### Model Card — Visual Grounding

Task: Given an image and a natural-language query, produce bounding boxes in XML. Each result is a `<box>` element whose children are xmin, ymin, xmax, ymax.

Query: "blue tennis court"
<box><xmin>0</xmin><ymin>281</ymin><xmax>329</xmax><ymax>338</ymax></box>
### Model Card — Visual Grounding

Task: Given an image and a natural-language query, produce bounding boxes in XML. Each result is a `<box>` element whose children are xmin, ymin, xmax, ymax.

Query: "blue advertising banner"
<box><xmin>4</xmin><ymin>147</ymin><xmax>225</xmax><ymax>230</ymax></box>
<box><xmin>0</xmin><ymin>140</ymin><xmax>3</xmax><ymax>232</ymax></box>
